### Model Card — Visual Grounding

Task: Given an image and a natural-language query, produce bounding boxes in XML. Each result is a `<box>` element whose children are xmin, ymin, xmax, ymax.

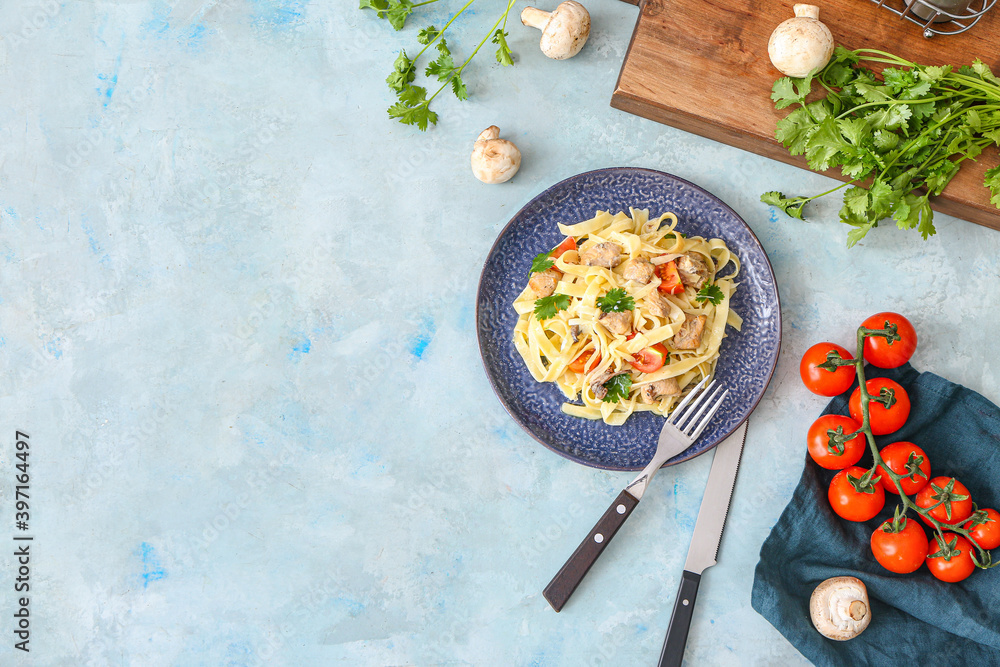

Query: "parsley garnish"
<box><xmin>362</xmin><ymin>1</ymin><xmax>518</xmax><ymax>131</ymax></box>
<box><xmin>534</xmin><ymin>294</ymin><xmax>570</xmax><ymax>320</ymax></box>
<box><xmin>530</xmin><ymin>251</ymin><xmax>555</xmax><ymax>275</ymax></box>
<box><xmin>694</xmin><ymin>283</ymin><xmax>725</xmax><ymax>306</ymax></box>
<box><xmin>602</xmin><ymin>374</ymin><xmax>633</xmax><ymax>403</ymax></box>
<box><xmin>596</xmin><ymin>288</ymin><xmax>635</xmax><ymax>313</ymax></box>
<box><xmin>763</xmin><ymin>47</ymin><xmax>1000</xmax><ymax>246</ymax></box>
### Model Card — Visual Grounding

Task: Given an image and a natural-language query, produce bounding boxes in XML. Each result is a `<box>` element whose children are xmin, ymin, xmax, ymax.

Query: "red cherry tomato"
<box><xmin>849</xmin><ymin>378</ymin><xmax>910</xmax><ymax>435</ymax></box>
<box><xmin>807</xmin><ymin>415</ymin><xmax>865</xmax><ymax>470</ymax></box>
<box><xmin>799</xmin><ymin>342</ymin><xmax>856</xmax><ymax>397</ymax></box>
<box><xmin>568</xmin><ymin>349</ymin><xmax>600</xmax><ymax>374</ymax></box>
<box><xmin>862</xmin><ymin>312</ymin><xmax>917</xmax><ymax>369</ymax></box>
<box><xmin>915</xmin><ymin>477</ymin><xmax>973</xmax><ymax>527</ymax></box>
<box><xmin>828</xmin><ymin>466</ymin><xmax>885</xmax><ymax>522</ymax></box>
<box><xmin>926</xmin><ymin>533</ymin><xmax>976</xmax><ymax>583</ymax></box>
<box><xmin>552</xmin><ymin>237</ymin><xmax>577</xmax><ymax>259</ymax></box>
<box><xmin>870</xmin><ymin>518</ymin><xmax>928</xmax><ymax>574</ymax></box>
<box><xmin>629</xmin><ymin>343</ymin><xmax>668</xmax><ymax>373</ymax></box>
<box><xmin>655</xmin><ymin>259</ymin><xmax>684</xmax><ymax>294</ymax></box>
<box><xmin>876</xmin><ymin>442</ymin><xmax>931</xmax><ymax>495</ymax></box>
<box><xmin>965</xmin><ymin>508</ymin><xmax>1000</xmax><ymax>550</ymax></box>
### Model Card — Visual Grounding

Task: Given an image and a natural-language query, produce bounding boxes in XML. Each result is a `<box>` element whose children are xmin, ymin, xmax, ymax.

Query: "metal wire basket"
<box><xmin>871</xmin><ymin>0</ymin><xmax>997</xmax><ymax>36</ymax></box>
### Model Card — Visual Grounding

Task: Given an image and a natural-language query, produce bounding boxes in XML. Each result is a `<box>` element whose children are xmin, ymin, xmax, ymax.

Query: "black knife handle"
<box><xmin>657</xmin><ymin>570</ymin><xmax>701</xmax><ymax>667</ymax></box>
<box><xmin>542</xmin><ymin>489</ymin><xmax>639</xmax><ymax>612</ymax></box>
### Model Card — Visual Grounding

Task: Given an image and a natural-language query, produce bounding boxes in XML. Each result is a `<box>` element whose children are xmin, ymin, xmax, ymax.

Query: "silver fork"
<box><xmin>542</xmin><ymin>378</ymin><xmax>730</xmax><ymax>612</ymax></box>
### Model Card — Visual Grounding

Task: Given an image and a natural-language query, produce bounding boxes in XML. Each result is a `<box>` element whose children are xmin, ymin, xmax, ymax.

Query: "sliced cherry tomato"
<box><xmin>862</xmin><ymin>312</ymin><xmax>917</xmax><ymax>369</ymax></box>
<box><xmin>849</xmin><ymin>378</ymin><xmax>910</xmax><ymax>435</ymax></box>
<box><xmin>965</xmin><ymin>508</ymin><xmax>1000</xmax><ymax>550</ymax></box>
<box><xmin>807</xmin><ymin>414</ymin><xmax>865</xmax><ymax>470</ymax></box>
<box><xmin>871</xmin><ymin>518</ymin><xmax>928</xmax><ymax>574</ymax></box>
<box><xmin>800</xmin><ymin>342</ymin><xmax>856</xmax><ymax>396</ymax></box>
<box><xmin>629</xmin><ymin>343</ymin><xmax>668</xmax><ymax>373</ymax></box>
<box><xmin>926</xmin><ymin>533</ymin><xmax>976</xmax><ymax>583</ymax></box>
<box><xmin>552</xmin><ymin>237</ymin><xmax>578</xmax><ymax>259</ymax></box>
<box><xmin>828</xmin><ymin>466</ymin><xmax>885</xmax><ymax>522</ymax></box>
<box><xmin>876</xmin><ymin>442</ymin><xmax>931</xmax><ymax>495</ymax></box>
<box><xmin>915</xmin><ymin>477</ymin><xmax>973</xmax><ymax>527</ymax></box>
<box><xmin>655</xmin><ymin>259</ymin><xmax>684</xmax><ymax>294</ymax></box>
<box><xmin>568</xmin><ymin>349</ymin><xmax>600</xmax><ymax>374</ymax></box>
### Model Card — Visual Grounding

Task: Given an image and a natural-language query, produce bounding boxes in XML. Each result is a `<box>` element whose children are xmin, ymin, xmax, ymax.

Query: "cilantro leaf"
<box><xmin>492</xmin><ymin>29</ymin><xmax>514</xmax><ymax>66</ymax></box>
<box><xmin>601</xmin><ymin>373</ymin><xmax>633</xmax><ymax>403</ymax></box>
<box><xmin>529</xmin><ymin>251</ymin><xmax>555</xmax><ymax>275</ymax></box>
<box><xmin>534</xmin><ymin>293</ymin><xmax>570</xmax><ymax>320</ymax></box>
<box><xmin>417</xmin><ymin>25</ymin><xmax>440</xmax><ymax>45</ymax></box>
<box><xmin>761</xmin><ymin>191</ymin><xmax>810</xmax><ymax>220</ymax></box>
<box><xmin>360</xmin><ymin>0</ymin><xmax>389</xmax><ymax>10</ymax></box>
<box><xmin>384</xmin><ymin>0</ymin><xmax>414</xmax><ymax>30</ymax></box>
<box><xmin>425</xmin><ymin>39</ymin><xmax>456</xmax><ymax>82</ymax></box>
<box><xmin>596</xmin><ymin>288</ymin><xmax>635</xmax><ymax>313</ymax></box>
<box><xmin>385</xmin><ymin>50</ymin><xmax>416</xmax><ymax>92</ymax></box>
<box><xmin>450</xmin><ymin>74</ymin><xmax>468</xmax><ymax>101</ymax></box>
<box><xmin>771</xmin><ymin>75</ymin><xmax>813</xmax><ymax>110</ymax></box>
<box><xmin>985</xmin><ymin>165</ymin><xmax>1000</xmax><ymax>208</ymax></box>
<box><xmin>694</xmin><ymin>283</ymin><xmax>725</xmax><ymax>306</ymax></box>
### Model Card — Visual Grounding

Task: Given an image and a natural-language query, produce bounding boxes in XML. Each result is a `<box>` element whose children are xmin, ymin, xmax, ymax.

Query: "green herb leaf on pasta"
<box><xmin>530</xmin><ymin>251</ymin><xmax>555</xmax><ymax>275</ymax></box>
<box><xmin>694</xmin><ymin>283</ymin><xmax>725</xmax><ymax>306</ymax></box>
<box><xmin>597</xmin><ymin>288</ymin><xmax>635</xmax><ymax>313</ymax></box>
<box><xmin>534</xmin><ymin>293</ymin><xmax>570</xmax><ymax>320</ymax></box>
<box><xmin>602</xmin><ymin>373</ymin><xmax>633</xmax><ymax>403</ymax></box>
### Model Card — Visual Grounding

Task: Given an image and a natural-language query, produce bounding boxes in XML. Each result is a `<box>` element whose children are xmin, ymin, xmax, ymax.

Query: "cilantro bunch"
<box><xmin>360</xmin><ymin>0</ymin><xmax>517</xmax><ymax>130</ymax></box>
<box><xmin>762</xmin><ymin>47</ymin><xmax>1000</xmax><ymax>247</ymax></box>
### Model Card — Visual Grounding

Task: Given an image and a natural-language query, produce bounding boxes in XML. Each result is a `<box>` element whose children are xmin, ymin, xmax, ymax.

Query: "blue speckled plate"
<box><xmin>476</xmin><ymin>168</ymin><xmax>781</xmax><ymax>471</ymax></box>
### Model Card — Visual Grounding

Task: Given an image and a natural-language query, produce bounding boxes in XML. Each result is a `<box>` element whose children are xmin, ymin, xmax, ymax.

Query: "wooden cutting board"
<box><xmin>611</xmin><ymin>0</ymin><xmax>1000</xmax><ymax>230</ymax></box>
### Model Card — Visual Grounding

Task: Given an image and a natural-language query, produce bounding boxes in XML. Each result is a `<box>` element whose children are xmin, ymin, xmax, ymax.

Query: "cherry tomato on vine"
<box><xmin>807</xmin><ymin>415</ymin><xmax>865</xmax><ymax>470</ymax></box>
<box><xmin>568</xmin><ymin>349</ymin><xmax>600</xmax><ymax>374</ymax></box>
<box><xmin>800</xmin><ymin>343</ymin><xmax>856</xmax><ymax>397</ymax></box>
<box><xmin>926</xmin><ymin>533</ymin><xmax>976</xmax><ymax>583</ymax></box>
<box><xmin>870</xmin><ymin>518</ymin><xmax>928</xmax><ymax>574</ymax></box>
<box><xmin>965</xmin><ymin>508</ymin><xmax>1000</xmax><ymax>550</ymax></box>
<box><xmin>862</xmin><ymin>312</ymin><xmax>917</xmax><ymax>369</ymax></box>
<box><xmin>629</xmin><ymin>343</ymin><xmax>668</xmax><ymax>373</ymax></box>
<box><xmin>828</xmin><ymin>466</ymin><xmax>885</xmax><ymax>522</ymax></box>
<box><xmin>876</xmin><ymin>442</ymin><xmax>932</xmax><ymax>495</ymax></box>
<box><xmin>849</xmin><ymin>378</ymin><xmax>910</xmax><ymax>435</ymax></box>
<box><xmin>915</xmin><ymin>477</ymin><xmax>973</xmax><ymax>527</ymax></box>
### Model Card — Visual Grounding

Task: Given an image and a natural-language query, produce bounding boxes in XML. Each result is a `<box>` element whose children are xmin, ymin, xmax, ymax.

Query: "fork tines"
<box><xmin>669</xmin><ymin>378</ymin><xmax>729</xmax><ymax>440</ymax></box>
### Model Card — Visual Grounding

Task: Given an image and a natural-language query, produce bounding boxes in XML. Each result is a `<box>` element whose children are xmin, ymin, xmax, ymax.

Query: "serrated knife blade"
<box><xmin>657</xmin><ymin>420</ymin><xmax>749</xmax><ymax>667</ymax></box>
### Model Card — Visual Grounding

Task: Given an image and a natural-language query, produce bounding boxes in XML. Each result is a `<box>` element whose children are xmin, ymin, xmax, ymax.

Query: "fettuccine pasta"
<box><xmin>512</xmin><ymin>208</ymin><xmax>742</xmax><ymax>426</ymax></box>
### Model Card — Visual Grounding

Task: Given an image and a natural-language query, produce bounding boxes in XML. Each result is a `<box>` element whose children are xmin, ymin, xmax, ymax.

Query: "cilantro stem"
<box><xmin>426</xmin><ymin>0</ymin><xmax>514</xmax><ymax>104</ymax></box>
<box><xmin>415</xmin><ymin>0</ymin><xmax>479</xmax><ymax>61</ymax></box>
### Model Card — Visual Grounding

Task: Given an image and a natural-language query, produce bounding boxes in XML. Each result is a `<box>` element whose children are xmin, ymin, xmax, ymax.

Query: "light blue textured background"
<box><xmin>2</xmin><ymin>1</ymin><xmax>999</xmax><ymax>665</ymax></box>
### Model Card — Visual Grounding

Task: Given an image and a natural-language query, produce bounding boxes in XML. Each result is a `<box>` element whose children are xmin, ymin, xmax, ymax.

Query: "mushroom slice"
<box><xmin>580</xmin><ymin>242</ymin><xmax>623</xmax><ymax>269</ymax></box>
<box><xmin>809</xmin><ymin>576</ymin><xmax>872</xmax><ymax>641</ymax></box>
<box><xmin>676</xmin><ymin>253</ymin><xmax>710</xmax><ymax>289</ymax></box>
<box><xmin>621</xmin><ymin>258</ymin><xmax>655</xmax><ymax>284</ymax></box>
<box><xmin>588</xmin><ymin>368</ymin><xmax>616</xmax><ymax>400</ymax></box>
<box><xmin>672</xmin><ymin>314</ymin><xmax>707</xmax><ymax>350</ymax></box>
<box><xmin>598</xmin><ymin>310</ymin><xmax>632</xmax><ymax>336</ymax></box>
<box><xmin>640</xmin><ymin>378</ymin><xmax>681</xmax><ymax>404</ymax></box>
<box><xmin>528</xmin><ymin>269</ymin><xmax>560</xmax><ymax>298</ymax></box>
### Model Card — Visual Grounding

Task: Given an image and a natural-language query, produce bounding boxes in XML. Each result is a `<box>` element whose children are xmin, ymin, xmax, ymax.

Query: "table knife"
<box><xmin>656</xmin><ymin>420</ymin><xmax>749</xmax><ymax>667</ymax></box>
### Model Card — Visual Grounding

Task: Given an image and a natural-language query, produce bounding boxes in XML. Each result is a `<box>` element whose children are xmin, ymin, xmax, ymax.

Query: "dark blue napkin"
<box><xmin>751</xmin><ymin>364</ymin><xmax>1000</xmax><ymax>665</ymax></box>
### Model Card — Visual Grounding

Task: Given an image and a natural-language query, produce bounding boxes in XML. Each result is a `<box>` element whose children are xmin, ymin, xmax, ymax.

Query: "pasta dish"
<box><xmin>511</xmin><ymin>208</ymin><xmax>742</xmax><ymax>425</ymax></box>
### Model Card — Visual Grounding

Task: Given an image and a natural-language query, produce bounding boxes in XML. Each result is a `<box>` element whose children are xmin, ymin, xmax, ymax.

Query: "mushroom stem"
<box><xmin>793</xmin><ymin>3</ymin><xmax>821</xmax><ymax>19</ymax></box>
<box><xmin>520</xmin><ymin>6</ymin><xmax>551</xmax><ymax>29</ymax></box>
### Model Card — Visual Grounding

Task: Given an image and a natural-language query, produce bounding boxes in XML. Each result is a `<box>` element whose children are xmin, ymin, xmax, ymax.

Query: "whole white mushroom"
<box><xmin>521</xmin><ymin>1</ymin><xmax>591</xmax><ymax>60</ymax></box>
<box><xmin>471</xmin><ymin>126</ymin><xmax>521</xmax><ymax>184</ymax></box>
<box><xmin>768</xmin><ymin>4</ymin><xmax>834</xmax><ymax>78</ymax></box>
<box><xmin>809</xmin><ymin>576</ymin><xmax>872</xmax><ymax>641</ymax></box>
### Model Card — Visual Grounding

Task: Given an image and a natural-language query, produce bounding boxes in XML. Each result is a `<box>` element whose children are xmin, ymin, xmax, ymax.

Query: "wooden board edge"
<box><xmin>610</xmin><ymin>85</ymin><xmax>1000</xmax><ymax>232</ymax></box>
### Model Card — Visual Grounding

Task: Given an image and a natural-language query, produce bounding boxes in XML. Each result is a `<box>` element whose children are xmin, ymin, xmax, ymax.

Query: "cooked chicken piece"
<box><xmin>621</xmin><ymin>258</ymin><xmax>655</xmax><ymax>284</ymax></box>
<box><xmin>644</xmin><ymin>292</ymin><xmax>672</xmax><ymax>318</ymax></box>
<box><xmin>570</xmin><ymin>324</ymin><xmax>582</xmax><ymax>342</ymax></box>
<box><xmin>581</xmin><ymin>242</ymin><xmax>624</xmax><ymax>269</ymax></box>
<box><xmin>676</xmin><ymin>253</ymin><xmax>710</xmax><ymax>289</ymax></box>
<box><xmin>528</xmin><ymin>269</ymin><xmax>560</xmax><ymax>297</ymax></box>
<box><xmin>672</xmin><ymin>314</ymin><xmax>707</xmax><ymax>350</ymax></box>
<box><xmin>641</xmin><ymin>377</ymin><xmax>681</xmax><ymax>404</ymax></box>
<box><xmin>598</xmin><ymin>310</ymin><xmax>632</xmax><ymax>336</ymax></box>
<box><xmin>589</xmin><ymin>368</ymin><xmax>616</xmax><ymax>400</ymax></box>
